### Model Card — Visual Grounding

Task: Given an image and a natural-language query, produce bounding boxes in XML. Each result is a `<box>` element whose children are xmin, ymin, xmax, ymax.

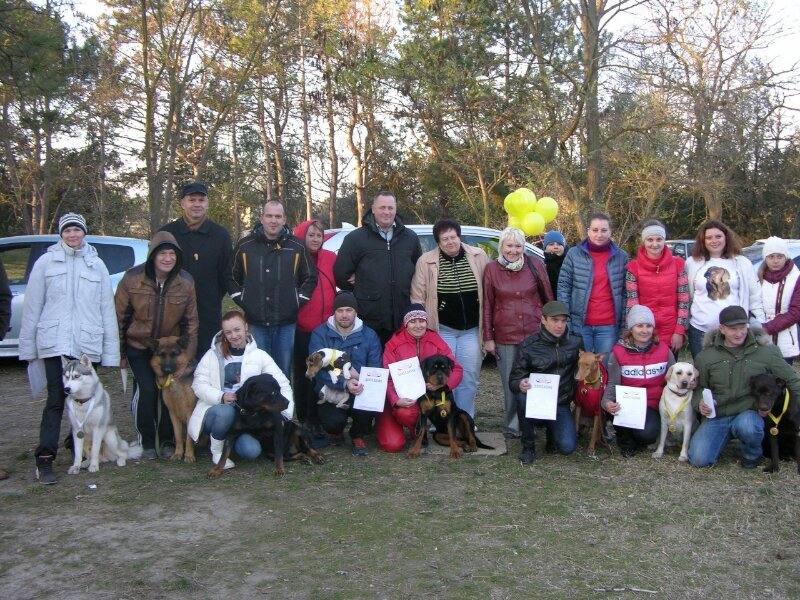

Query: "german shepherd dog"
<box><xmin>147</xmin><ymin>336</ymin><xmax>198</xmax><ymax>462</ymax></box>
<box><xmin>408</xmin><ymin>354</ymin><xmax>493</xmax><ymax>459</ymax></box>
<box><xmin>62</xmin><ymin>355</ymin><xmax>142</xmax><ymax>474</ymax></box>
<box><xmin>208</xmin><ymin>373</ymin><xmax>324</xmax><ymax>479</ymax></box>
<box><xmin>751</xmin><ymin>373</ymin><xmax>800</xmax><ymax>474</ymax></box>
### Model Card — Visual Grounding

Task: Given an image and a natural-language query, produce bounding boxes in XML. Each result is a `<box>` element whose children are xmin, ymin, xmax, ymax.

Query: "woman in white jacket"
<box><xmin>189</xmin><ymin>310</ymin><xmax>293</xmax><ymax>469</ymax></box>
<box><xmin>685</xmin><ymin>219</ymin><xmax>765</xmax><ymax>357</ymax></box>
<box><xmin>758</xmin><ymin>236</ymin><xmax>800</xmax><ymax>363</ymax></box>
<box><xmin>20</xmin><ymin>213</ymin><xmax>119</xmax><ymax>485</ymax></box>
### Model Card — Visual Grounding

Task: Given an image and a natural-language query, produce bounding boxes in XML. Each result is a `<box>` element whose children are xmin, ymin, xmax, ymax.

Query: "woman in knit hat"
<box><xmin>624</xmin><ymin>218</ymin><xmax>689</xmax><ymax>354</ymax></box>
<box><xmin>20</xmin><ymin>213</ymin><xmax>120</xmax><ymax>484</ymax></box>
<box><xmin>601</xmin><ymin>305</ymin><xmax>675</xmax><ymax>457</ymax></box>
<box><xmin>758</xmin><ymin>236</ymin><xmax>800</xmax><ymax>364</ymax></box>
<box><xmin>376</xmin><ymin>303</ymin><xmax>463</xmax><ymax>453</ymax></box>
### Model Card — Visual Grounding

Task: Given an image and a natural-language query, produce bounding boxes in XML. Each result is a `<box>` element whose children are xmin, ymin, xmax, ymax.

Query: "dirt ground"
<box><xmin>1</xmin><ymin>358</ymin><xmax>799</xmax><ymax>599</ymax></box>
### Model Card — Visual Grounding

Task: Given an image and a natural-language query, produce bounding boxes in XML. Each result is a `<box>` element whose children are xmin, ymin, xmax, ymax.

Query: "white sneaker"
<box><xmin>209</xmin><ymin>437</ymin><xmax>235</xmax><ymax>469</ymax></box>
<box><xmin>211</xmin><ymin>454</ymin><xmax>235</xmax><ymax>470</ymax></box>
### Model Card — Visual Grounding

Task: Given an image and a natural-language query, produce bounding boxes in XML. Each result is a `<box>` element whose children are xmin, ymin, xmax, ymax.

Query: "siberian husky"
<box><xmin>62</xmin><ymin>355</ymin><xmax>142</xmax><ymax>474</ymax></box>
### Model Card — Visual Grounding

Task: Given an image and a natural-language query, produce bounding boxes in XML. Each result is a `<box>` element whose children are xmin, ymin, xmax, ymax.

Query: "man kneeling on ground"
<box><xmin>509</xmin><ymin>301</ymin><xmax>584</xmax><ymax>464</ymax></box>
<box><xmin>688</xmin><ymin>305</ymin><xmax>800</xmax><ymax>468</ymax></box>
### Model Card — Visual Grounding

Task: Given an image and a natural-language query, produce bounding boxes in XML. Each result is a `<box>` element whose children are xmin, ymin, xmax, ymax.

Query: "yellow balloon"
<box><xmin>536</xmin><ymin>196</ymin><xmax>559</xmax><ymax>223</ymax></box>
<box><xmin>508</xmin><ymin>214</ymin><xmax>521</xmax><ymax>229</ymax></box>
<box><xmin>503</xmin><ymin>191</ymin><xmax>524</xmax><ymax>217</ymax></box>
<box><xmin>516</xmin><ymin>188</ymin><xmax>537</xmax><ymax>214</ymax></box>
<box><xmin>520</xmin><ymin>211</ymin><xmax>545</xmax><ymax>236</ymax></box>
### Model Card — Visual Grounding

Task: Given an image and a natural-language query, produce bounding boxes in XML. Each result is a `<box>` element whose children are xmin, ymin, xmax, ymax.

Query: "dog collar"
<box><xmin>156</xmin><ymin>374</ymin><xmax>173</xmax><ymax>390</ymax></box>
<box><xmin>664</xmin><ymin>396</ymin><xmax>691</xmax><ymax>432</ymax></box>
<box><xmin>327</xmin><ymin>349</ymin><xmax>340</xmax><ymax>367</ymax></box>
<box><xmin>768</xmin><ymin>390</ymin><xmax>790</xmax><ymax>436</ymax></box>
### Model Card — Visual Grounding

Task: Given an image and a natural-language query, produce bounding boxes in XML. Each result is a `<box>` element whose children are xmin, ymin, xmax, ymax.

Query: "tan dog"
<box><xmin>573</xmin><ymin>350</ymin><xmax>609</xmax><ymax>456</ymax></box>
<box><xmin>652</xmin><ymin>362</ymin><xmax>697</xmax><ymax>462</ymax></box>
<box><xmin>148</xmin><ymin>336</ymin><xmax>198</xmax><ymax>462</ymax></box>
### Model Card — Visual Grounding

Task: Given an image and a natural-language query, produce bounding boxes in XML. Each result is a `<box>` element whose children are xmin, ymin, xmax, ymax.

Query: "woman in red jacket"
<box><xmin>624</xmin><ymin>219</ymin><xmax>689</xmax><ymax>354</ymax></box>
<box><xmin>292</xmin><ymin>220</ymin><xmax>337</xmax><ymax>436</ymax></box>
<box><xmin>482</xmin><ymin>227</ymin><xmax>553</xmax><ymax>439</ymax></box>
<box><xmin>601</xmin><ymin>305</ymin><xmax>675</xmax><ymax>457</ymax></box>
<box><xmin>376</xmin><ymin>304</ymin><xmax>463</xmax><ymax>453</ymax></box>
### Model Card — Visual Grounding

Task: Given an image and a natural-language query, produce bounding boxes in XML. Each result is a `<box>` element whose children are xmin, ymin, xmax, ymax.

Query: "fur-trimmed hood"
<box><xmin>701</xmin><ymin>326</ymin><xmax>772</xmax><ymax>351</ymax></box>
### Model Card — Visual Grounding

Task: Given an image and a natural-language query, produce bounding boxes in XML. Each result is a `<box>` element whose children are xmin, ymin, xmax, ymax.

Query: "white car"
<box><xmin>323</xmin><ymin>223</ymin><xmax>545</xmax><ymax>260</ymax></box>
<box><xmin>0</xmin><ymin>235</ymin><xmax>150</xmax><ymax>358</ymax></box>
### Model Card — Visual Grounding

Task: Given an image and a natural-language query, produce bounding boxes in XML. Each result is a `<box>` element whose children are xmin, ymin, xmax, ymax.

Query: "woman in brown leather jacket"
<box><xmin>115</xmin><ymin>231</ymin><xmax>198</xmax><ymax>459</ymax></box>
<box><xmin>483</xmin><ymin>227</ymin><xmax>553</xmax><ymax>439</ymax></box>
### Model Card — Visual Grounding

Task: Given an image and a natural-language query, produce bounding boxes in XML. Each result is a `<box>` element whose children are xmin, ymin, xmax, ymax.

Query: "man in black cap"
<box><xmin>509</xmin><ymin>300</ymin><xmax>584</xmax><ymax>464</ymax></box>
<box><xmin>308</xmin><ymin>292</ymin><xmax>383</xmax><ymax>455</ymax></box>
<box><xmin>688</xmin><ymin>305</ymin><xmax>800</xmax><ymax>468</ymax></box>
<box><xmin>161</xmin><ymin>182</ymin><xmax>233</xmax><ymax>358</ymax></box>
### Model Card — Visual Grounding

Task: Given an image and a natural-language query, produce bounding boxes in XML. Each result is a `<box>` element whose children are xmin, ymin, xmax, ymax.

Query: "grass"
<box><xmin>1</xmin><ymin>359</ymin><xmax>799</xmax><ymax>599</ymax></box>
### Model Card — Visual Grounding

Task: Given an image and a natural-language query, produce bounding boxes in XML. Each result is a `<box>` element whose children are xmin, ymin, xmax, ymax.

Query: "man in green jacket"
<box><xmin>688</xmin><ymin>305</ymin><xmax>800</xmax><ymax>468</ymax></box>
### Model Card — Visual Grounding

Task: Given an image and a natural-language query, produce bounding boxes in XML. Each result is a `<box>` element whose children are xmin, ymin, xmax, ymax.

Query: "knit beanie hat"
<box><xmin>543</xmin><ymin>230</ymin><xmax>566</xmax><ymax>248</ymax></box>
<box><xmin>58</xmin><ymin>213</ymin><xmax>87</xmax><ymax>235</ymax></box>
<box><xmin>403</xmin><ymin>303</ymin><xmax>429</xmax><ymax>327</ymax></box>
<box><xmin>333</xmin><ymin>291</ymin><xmax>358</xmax><ymax>312</ymax></box>
<box><xmin>762</xmin><ymin>236</ymin><xmax>790</xmax><ymax>260</ymax></box>
<box><xmin>626</xmin><ymin>305</ymin><xmax>655</xmax><ymax>330</ymax></box>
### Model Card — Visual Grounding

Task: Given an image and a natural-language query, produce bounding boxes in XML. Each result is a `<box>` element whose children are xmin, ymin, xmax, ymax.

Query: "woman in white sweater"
<box><xmin>189</xmin><ymin>310</ymin><xmax>293</xmax><ymax>469</ymax></box>
<box><xmin>685</xmin><ymin>219</ymin><xmax>764</xmax><ymax>357</ymax></box>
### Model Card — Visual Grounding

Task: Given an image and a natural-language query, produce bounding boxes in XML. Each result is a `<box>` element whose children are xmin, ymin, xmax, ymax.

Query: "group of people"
<box><xmin>14</xmin><ymin>184</ymin><xmax>800</xmax><ymax>483</ymax></box>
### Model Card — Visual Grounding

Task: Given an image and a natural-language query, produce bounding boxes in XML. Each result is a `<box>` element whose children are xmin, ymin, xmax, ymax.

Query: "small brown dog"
<box><xmin>305</xmin><ymin>348</ymin><xmax>354</xmax><ymax>408</ymax></box>
<box><xmin>573</xmin><ymin>350</ymin><xmax>609</xmax><ymax>456</ymax></box>
<box><xmin>148</xmin><ymin>335</ymin><xmax>198</xmax><ymax>462</ymax></box>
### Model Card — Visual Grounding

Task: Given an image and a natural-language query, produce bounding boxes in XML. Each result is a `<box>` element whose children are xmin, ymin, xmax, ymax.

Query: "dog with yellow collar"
<box><xmin>751</xmin><ymin>373</ymin><xmax>800</xmax><ymax>474</ymax></box>
<box><xmin>652</xmin><ymin>362</ymin><xmax>698</xmax><ymax>462</ymax></box>
<box><xmin>305</xmin><ymin>348</ymin><xmax>355</xmax><ymax>409</ymax></box>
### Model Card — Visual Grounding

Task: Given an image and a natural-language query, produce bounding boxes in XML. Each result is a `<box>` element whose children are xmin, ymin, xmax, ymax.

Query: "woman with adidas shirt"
<box><xmin>685</xmin><ymin>220</ymin><xmax>764</xmax><ymax>358</ymax></box>
<box><xmin>189</xmin><ymin>310</ymin><xmax>293</xmax><ymax>470</ymax></box>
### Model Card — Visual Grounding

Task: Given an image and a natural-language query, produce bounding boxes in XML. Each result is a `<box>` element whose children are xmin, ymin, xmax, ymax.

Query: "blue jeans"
<box><xmin>687</xmin><ymin>324</ymin><xmax>706</xmax><ymax>359</ymax></box>
<box><xmin>688</xmin><ymin>410</ymin><xmax>764</xmax><ymax>467</ymax></box>
<box><xmin>249</xmin><ymin>322</ymin><xmax>296</xmax><ymax>378</ymax></box>
<box><xmin>202</xmin><ymin>403</ymin><xmax>263</xmax><ymax>460</ymax></box>
<box><xmin>516</xmin><ymin>397</ymin><xmax>577</xmax><ymax>455</ymax></box>
<box><xmin>579</xmin><ymin>325</ymin><xmax>618</xmax><ymax>363</ymax></box>
<box><xmin>439</xmin><ymin>325</ymin><xmax>482</xmax><ymax>418</ymax></box>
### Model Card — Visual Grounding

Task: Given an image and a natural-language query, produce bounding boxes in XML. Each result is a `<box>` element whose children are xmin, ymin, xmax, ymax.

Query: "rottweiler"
<box><xmin>751</xmin><ymin>373</ymin><xmax>800</xmax><ymax>474</ymax></box>
<box><xmin>408</xmin><ymin>354</ymin><xmax>493</xmax><ymax>459</ymax></box>
<box><xmin>207</xmin><ymin>373</ymin><xmax>324</xmax><ymax>479</ymax></box>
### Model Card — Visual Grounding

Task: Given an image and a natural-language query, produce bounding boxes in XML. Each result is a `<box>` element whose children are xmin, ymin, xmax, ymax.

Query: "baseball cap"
<box><xmin>719</xmin><ymin>305</ymin><xmax>749</xmax><ymax>326</ymax></box>
<box><xmin>542</xmin><ymin>301</ymin><xmax>569</xmax><ymax>317</ymax></box>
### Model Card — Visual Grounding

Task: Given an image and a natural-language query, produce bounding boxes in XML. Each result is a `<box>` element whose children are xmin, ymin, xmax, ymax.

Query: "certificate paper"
<box><xmin>387</xmin><ymin>356</ymin><xmax>426</xmax><ymax>400</ymax></box>
<box><xmin>702</xmin><ymin>388</ymin><xmax>716</xmax><ymax>418</ymax></box>
<box><xmin>613</xmin><ymin>385</ymin><xmax>647</xmax><ymax>430</ymax></box>
<box><xmin>525</xmin><ymin>373</ymin><xmax>560</xmax><ymax>420</ymax></box>
<box><xmin>353</xmin><ymin>367</ymin><xmax>389</xmax><ymax>412</ymax></box>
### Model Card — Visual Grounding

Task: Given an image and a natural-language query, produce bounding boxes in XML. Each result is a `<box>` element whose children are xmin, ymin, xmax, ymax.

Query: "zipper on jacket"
<box><xmin>151</xmin><ymin>280</ymin><xmax>166</xmax><ymax>339</ymax></box>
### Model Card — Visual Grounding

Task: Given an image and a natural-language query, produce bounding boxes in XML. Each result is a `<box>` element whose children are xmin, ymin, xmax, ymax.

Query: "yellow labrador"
<box><xmin>652</xmin><ymin>362</ymin><xmax>697</xmax><ymax>462</ymax></box>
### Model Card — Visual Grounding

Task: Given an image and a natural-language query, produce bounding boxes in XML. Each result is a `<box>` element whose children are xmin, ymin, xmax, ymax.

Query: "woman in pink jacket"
<box><xmin>376</xmin><ymin>304</ymin><xmax>463</xmax><ymax>453</ymax></box>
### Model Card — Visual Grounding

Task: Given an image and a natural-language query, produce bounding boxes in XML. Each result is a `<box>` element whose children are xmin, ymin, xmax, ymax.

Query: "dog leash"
<box><xmin>767</xmin><ymin>390</ymin><xmax>790</xmax><ymax>436</ymax></box>
<box><xmin>664</xmin><ymin>390</ymin><xmax>691</xmax><ymax>433</ymax></box>
<box><xmin>156</xmin><ymin>374</ymin><xmax>173</xmax><ymax>390</ymax></box>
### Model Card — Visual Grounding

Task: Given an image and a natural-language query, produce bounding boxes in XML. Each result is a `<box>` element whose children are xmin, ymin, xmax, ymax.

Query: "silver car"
<box><xmin>323</xmin><ymin>223</ymin><xmax>545</xmax><ymax>260</ymax></box>
<box><xmin>0</xmin><ymin>235</ymin><xmax>150</xmax><ymax>358</ymax></box>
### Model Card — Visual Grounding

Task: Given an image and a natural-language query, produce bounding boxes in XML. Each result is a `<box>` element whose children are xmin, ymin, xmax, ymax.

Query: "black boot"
<box><xmin>35</xmin><ymin>454</ymin><xmax>57</xmax><ymax>485</ymax></box>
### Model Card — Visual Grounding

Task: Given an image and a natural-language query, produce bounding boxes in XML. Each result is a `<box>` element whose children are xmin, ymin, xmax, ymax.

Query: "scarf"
<box><xmin>498</xmin><ymin>254</ymin><xmax>524</xmax><ymax>271</ymax></box>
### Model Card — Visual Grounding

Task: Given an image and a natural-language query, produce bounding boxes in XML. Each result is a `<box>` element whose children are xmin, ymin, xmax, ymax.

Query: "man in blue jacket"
<box><xmin>309</xmin><ymin>292</ymin><xmax>383</xmax><ymax>456</ymax></box>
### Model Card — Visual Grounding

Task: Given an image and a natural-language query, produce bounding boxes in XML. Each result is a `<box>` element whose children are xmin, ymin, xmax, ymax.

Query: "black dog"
<box><xmin>751</xmin><ymin>373</ymin><xmax>800</xmax><ymax>474</ymax></box>
<box><xmin>208</xmin><ymin>374</ymin><xmax>324</xmax><ymax>478</ymax></box>
<box><xmin>408</xmin><ymin>355</ymin><xmax>493</xmax><ymax>459</ymax></box>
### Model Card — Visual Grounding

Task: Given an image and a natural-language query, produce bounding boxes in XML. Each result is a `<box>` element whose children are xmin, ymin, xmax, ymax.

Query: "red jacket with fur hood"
<box><xmin>293</xmin><ymin>220</ymin><xmax>337</xmax><ymax>333</ymax></box>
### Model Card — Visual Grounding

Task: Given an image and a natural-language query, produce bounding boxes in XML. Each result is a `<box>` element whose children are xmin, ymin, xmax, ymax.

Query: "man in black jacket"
<box><xmin>510</xmin><ymin>300</ymin><xmax>584</xmax><ymax>464</ymax></box>
<box><xmin>333</xmin><ymin>192</ymin><xmax>421</xmax><ymax>346</ymax></box>
<box><xmin>231</xmin><ymin>200</ymin><xmax>317</xmax><ymax>377</ymax></box>
<box><xmin>160</xmin><ymin>182</ymin><xmax>233</xmax><ymax>359</ymax></box>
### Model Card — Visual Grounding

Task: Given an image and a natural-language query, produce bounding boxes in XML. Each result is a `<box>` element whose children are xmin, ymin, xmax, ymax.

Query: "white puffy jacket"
<box><xmin>188</xmin><ymin>333</ymin><xmax>294</xmax><ymax>441</ymax></box>
<box><xmin>19</xmin><ymin>241</ymin><xmax>119</xmax><ymax>365</ymax></box>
